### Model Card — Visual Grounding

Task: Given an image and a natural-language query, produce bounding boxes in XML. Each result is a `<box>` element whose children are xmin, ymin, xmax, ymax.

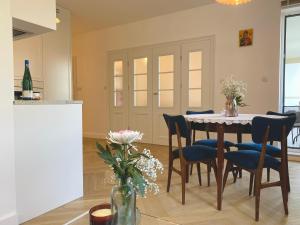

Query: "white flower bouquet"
<box><xmin>221</xmin><ymin>75</ymin><xmax>247</xmax><ymax>107</ymax></box>
<box><xmin>96</xmin><ymin>130</ymin><xmax>163</xmax><ymax>197</ymax></box>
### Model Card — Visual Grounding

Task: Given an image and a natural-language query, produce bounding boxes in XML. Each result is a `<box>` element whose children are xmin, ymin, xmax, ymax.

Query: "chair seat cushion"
<box><xmin>173</xmin><ymin>145</ymin><xmax>216</xmax><ymax>162</ymax></box>
<box><xmin>225</xmin><ymin>150</ymin><xmax>281</xmax><ymax>170</ymax></box>
<box><xmin>194</xmin><ymin>139</ymin><xmax>235</xmax><ymax>148</ymax></box>
<box><xmin>235</xmin><ymin>142</ymin><xmax>281</xmax><ymax>157</ymax></box>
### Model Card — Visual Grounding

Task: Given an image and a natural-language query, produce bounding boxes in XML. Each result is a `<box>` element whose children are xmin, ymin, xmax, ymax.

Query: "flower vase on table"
<box><xmin>111</xmin><ymin>183</ymin><xmax>136</xmax><ymax>225</ymax></box>
<box><xmin>221</xmin><ymin>75</ymin><xmax>247</xmax><ymax>117</ymax></box>
<box><xmin>225</xmin><ymin>97</ymin><xmax>238</xmax><ymax>117</ymax></box>
<box><xmin>96</xmin><ymin>130</ymin><xmax>163</xmax><ymax>225</ymax></box>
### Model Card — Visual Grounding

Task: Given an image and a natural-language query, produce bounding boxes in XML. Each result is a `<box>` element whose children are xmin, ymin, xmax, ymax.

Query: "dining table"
<box><xmin>184</xmin><ymin>113</ymin><xmax>285</xmax><ymax>211</ymax></box>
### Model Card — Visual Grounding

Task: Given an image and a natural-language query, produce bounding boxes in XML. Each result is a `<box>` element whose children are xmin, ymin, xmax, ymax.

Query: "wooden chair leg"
<box><xmin>255</xmin><ymin>170</ymin><xmax>263</xmax><ymax>221</ymax></box>
<box><xmin>212</xmin><ymin>159</ymin><xmax>217</xmax><ymax>182</ymax></box>
<box><xmin>196</xmin><ymin>163</ymin><xmax>202</xmax><ymax>186</ymax></box>
<box><xmin>280</xmin><ymin>170</ymin><xmax>289</xmax><ymax>215</ymax></box>
<box><xmin>190</xmin><ymin>164</ymin><xmax>193</xmax><ymax>175</ymax></box>
<box><xmin>286</xmin><ymin>156</ymin><xmax>291</xmax><ymax>193</ymax></box>
<box><xmin>280</xmin><ymin>159</ymin><xmax>289</xmax><ymax>215</ymax></box>
<box><xmin>207</xmin><ymin>161</ymin><xmax>211</xmax><ymax>186</ymax></box>
<box><xmin>249</xmin><ymin>172</ymin><xmax>254</xmax><ymax>196</ymax></box>
<box><xmin>238</xmin><ymin>168</ymin><xmax>242</xmax><ymax>178</ymax></box>
<box><xmin>181</xmin><ymin>161</ymin><xmax>186</xmax><ymax>205</ymax></box>
<box><xmin>167</xmin><ymin>159</ymin><xmax>173</xmax><ymax>192</ymax></box>
<box><xmin>233</xmin><ymin>167</ymin><xmax>238</xmax><ymax>183</ymax></box>
<box><xmin>186</xmin><ymin>165</ymin><xmax>189</xmax><ymax>183</ymax></box>
<box><xmin>223</xmin><ymin>161</ymin><xmax>232</xmax><ymax>191</ymax></box>
<box><xmin>267</xmin><ymin>168</ymin><xmax>270</xmax><ymax>182</ymax></box>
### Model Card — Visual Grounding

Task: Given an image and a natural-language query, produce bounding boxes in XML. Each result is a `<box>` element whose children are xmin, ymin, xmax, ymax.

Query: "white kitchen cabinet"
<box><xmin>12</xmin><ymin>0</ymin><xmax>56</xmax><ymax>34</ymax></box>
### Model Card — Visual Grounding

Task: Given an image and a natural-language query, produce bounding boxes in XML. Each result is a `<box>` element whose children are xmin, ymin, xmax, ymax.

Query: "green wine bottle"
<box><xmin>22</xmin><ymin>59</ymin><xmax>33</xmax><ymax>99</ymax></box>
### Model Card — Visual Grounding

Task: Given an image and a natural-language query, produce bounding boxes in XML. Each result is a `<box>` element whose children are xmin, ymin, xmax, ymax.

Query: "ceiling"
<box><xmin>56</xmin><ymin>0</ymin><xmax>215</xmax><ymax>34</ymax></box>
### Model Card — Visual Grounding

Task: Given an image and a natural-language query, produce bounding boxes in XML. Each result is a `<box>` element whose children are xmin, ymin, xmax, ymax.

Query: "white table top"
<box><xmin>184</xmin><ymin>113</ymin><xmax>285</xmax><ymax>125</ymax></box>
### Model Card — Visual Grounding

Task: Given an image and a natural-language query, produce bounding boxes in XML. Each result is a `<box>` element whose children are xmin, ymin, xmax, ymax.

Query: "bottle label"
<box><xmin>22</xmin><ymin>90</ymin><xmax>33</xmax><ymax>99</ymax></box>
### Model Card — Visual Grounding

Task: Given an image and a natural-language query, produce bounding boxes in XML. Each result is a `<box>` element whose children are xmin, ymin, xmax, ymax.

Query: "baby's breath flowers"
<box><xmin>221</xmin><ymin>75</ymin><xmax>247</xmax><ymax>107</ymax></box>
<box><xmin>97</xmin><ymin>130</ymin><xmax>163</xmax><ymax>197</ymax></box>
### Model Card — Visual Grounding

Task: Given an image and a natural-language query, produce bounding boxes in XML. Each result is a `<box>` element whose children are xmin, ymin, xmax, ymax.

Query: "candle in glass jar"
<box><xmin>89</xmin><ymin>204</ymin><xmax>113</xmax><ymax>225</ymax></box>
<box><xmin>91</xmin><ymin>209</ymin><xmax>112</xmax><ymax>217</ymax></box>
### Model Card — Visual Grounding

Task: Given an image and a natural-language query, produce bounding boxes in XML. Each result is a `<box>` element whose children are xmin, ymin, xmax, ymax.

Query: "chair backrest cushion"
<box><xmin>266</xmin><ymin>111</ymin><xmax>296</xmax><ymax>117</ymax></box>
<box><xmin>163</xmin><ymin>114</ymin><xmax>190</xmax><ymax>139</ymax></box>
<box><xmin>252</xmin><ymin>116</ymin><xmax>296</xmax><ymax>143</ymax></box>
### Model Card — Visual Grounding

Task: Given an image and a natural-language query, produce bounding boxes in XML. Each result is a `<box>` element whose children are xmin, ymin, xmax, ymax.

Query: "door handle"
<box><xmin>153</xmin><ymin>92</ymin><xmax>158</xmax><ymax>96</ymax></box>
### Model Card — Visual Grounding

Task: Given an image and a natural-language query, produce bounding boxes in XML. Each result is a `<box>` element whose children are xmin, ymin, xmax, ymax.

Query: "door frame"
<box><xmin>280</xmin><ymin>6</ymin><xmax>300</xmax><ymax>112</ymax></box>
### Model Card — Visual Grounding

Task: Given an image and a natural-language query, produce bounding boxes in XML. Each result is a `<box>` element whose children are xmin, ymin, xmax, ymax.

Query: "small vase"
<box><xmin>225</xmin><ymin>97</ymin><xmax>238</xmax><ymax>117</ymax></box>
<box><xmin>111</xmin><ymin>184</ymin><xmax>136</xmax><ymax>225</ymax></box>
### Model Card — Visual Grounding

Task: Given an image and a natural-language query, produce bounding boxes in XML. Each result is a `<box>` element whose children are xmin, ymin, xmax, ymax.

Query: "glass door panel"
<box><xmin>188</xmin><ymin>51</ymin><xmax>202</xmax><ymax>108</ymax></box>
<box><xmin>133</xmin><ymin>58</ymin><xmax>148</xmax><ymax>107</ymax></box>
<box><xmin>181</xmin><ymin>39</ymin><xmax>213</xmax><ymax>112</ymax></box>
<box><xmin>109</xmin><ymin>52</ymin><xmax>129</xmax><ymax>131</ymax></box>
<box><xmin>153</xmin><ymin>45</ymin><xmax>181</xmax><ymax>145</ymax></box>
<box><xmin>128</xmin><ymin>49</ymin><xmax>153</xmax><ymax>143</ymax></box>
<box><xmin>158</xmin><ymin>55</ymin><xmax>174</xmax><ymax>108</ymax></box>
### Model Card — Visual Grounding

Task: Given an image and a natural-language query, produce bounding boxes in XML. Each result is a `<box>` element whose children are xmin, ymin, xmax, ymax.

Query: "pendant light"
<box><xmin>216</xmin><ymin>0</ymin><xmax>252</xmax><ymax>5</ymax></box>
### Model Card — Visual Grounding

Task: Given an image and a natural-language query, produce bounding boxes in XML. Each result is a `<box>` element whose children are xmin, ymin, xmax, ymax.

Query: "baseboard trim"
<box><xmin>0</xmin><ymin>212</ymin><xmax>18</xmax><ymax>225</ymax></box>
<box><xmin>83</xmin><ymin>132</ymin><xmax>106</xmax><ymax>139</ymax></box>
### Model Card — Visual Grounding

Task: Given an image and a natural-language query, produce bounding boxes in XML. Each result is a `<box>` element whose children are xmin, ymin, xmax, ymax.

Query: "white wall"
<box><xmin>73</xmin><ymin>0</ymin><xmax>281</xmax><ymax>138</ymax></box>
<box><xmin>0</xmin><ymin>0</ymin><xmax>17</xmax><ymax>224</ymax></box>
<box><xmin>12</xmin><ymin>0</ymin><xmax>56</xmax><ymax>31</ymax></box>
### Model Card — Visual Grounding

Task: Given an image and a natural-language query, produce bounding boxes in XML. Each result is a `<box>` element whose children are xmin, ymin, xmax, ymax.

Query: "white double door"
<box><xmin>109</xmin><ymin>37</ymin><xmax>214</xmax><ymax>145</ymax></box>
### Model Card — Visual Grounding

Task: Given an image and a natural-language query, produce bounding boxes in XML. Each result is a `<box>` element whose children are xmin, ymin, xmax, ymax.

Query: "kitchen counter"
<box><xmin>14</xmin><ymin>100</ymin><xmax>83</xmax><ymax>105</ymax></box>
<box><xmin>14</xmin><ymin>102</ymin><xmax>83</xmax><ymax>223</ymax></box>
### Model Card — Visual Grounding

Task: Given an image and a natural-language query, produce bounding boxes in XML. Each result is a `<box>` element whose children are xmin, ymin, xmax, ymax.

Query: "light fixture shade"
<box><xmin>216</xmin><ymin>0</ymin><xmax>252</xmax><ymax>5</ymax></box>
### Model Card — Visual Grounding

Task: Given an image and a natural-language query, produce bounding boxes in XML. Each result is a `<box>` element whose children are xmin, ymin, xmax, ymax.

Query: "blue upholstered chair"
<box><xmin>163</xmin><ymin>114</ymin><xmax>217</xmax><ymax>204</ymax></box>
<box><xmin>223</xmin><ymin>116</ymin><xmax>296</xmax><ymax>221</ymax></box>
<box><xmin>235</xmin><ymin>111</ymin><xmax>296</xmax><ymax>190</ymax></box>
<box><xmin>186</xmin><ymin>110</ymin><xmax>235</xmax><ymax>151</ymax></box>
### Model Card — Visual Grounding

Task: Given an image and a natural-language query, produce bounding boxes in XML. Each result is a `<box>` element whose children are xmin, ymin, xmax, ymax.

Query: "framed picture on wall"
<box><xmin>239</xmin><ymin>28</ymin><xmax>253</xmax><ymax>47</ymax></box>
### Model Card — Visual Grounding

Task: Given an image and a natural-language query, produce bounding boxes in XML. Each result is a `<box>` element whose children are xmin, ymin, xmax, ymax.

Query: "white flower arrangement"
<box><xmin>221</xmin><ymin>75</ymin><xmax>247</xmax><ymax>107</ymax></box>
<box><xmin>107</xmin><ymin>130</ymin><xmax>143</xmax><ymax>145</ymax></box>
<box><xmin>97</xmin><ymin>130</ymin><xmax>163</xmax><ymax>197</ymax></box>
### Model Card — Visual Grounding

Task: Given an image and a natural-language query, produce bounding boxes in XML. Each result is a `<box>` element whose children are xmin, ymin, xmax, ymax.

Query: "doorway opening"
<box><xmin>282</xmin><ymin>8</ymin><xmax>300</xmax><ymax>150</ymax></box>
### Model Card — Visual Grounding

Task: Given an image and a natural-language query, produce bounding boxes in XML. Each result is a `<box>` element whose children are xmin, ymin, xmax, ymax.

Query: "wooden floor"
<box><xmin>23</xmin><ymin>138</ymin><xmax>300</xmax><ymax>225</ymax></box>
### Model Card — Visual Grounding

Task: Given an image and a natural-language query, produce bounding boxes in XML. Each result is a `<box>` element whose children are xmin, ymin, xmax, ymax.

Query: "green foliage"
<box><xmin>96</xmin><ymin>141</ymin><xmax>148</xmax><ymax>196</ymax></box>
<box><xmin>235</xmin><ymin>95</ymin><xmax>247</xmax><ymax>107</ymax></box>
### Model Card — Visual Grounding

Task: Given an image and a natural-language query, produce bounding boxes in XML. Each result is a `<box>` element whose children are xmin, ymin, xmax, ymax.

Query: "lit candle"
<box><xmin>89</xmin><ymin>204</ymin><xmax>113</xmax><ymax>225</ymax></box>
<box><xmin>92</xmin><ymin>209</ymin><xmax>112</xmax><ymax>217</ymax></box>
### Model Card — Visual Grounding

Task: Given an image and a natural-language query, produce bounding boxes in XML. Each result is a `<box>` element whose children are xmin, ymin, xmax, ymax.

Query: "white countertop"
<box><xmin>14</xmin><ymin>100</ymin><xmax>83</xmax><ymax>105</ymax></box>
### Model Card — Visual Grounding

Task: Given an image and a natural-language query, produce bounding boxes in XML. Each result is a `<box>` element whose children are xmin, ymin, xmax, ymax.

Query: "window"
<box><xmin>113</xmin><ymin>61</ymin><xmax>123</xmax><ymax>107</ymax></box>
<box><xmin>133</xmin><ymin>58</ymin><xmax>148</xmax><ymax>107</ymax></box>
<box><xmin>188</xmin><ymin>51</ymin><xmax>202</xmax><ymax>107</ymax></box>
<box><xmin>158</xmin><ymin>55</ymin><xmax>174</xmax><ymax>107</ymax></box>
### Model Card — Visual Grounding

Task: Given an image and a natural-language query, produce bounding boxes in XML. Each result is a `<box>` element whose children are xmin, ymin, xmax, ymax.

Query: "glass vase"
<box><xmin>225</xmin><ymin>97</ymin><xmax>238</xmax><ymax>117</ymax></box>
<box><xmin>111</xmin><ymin>184</ymin><xmax>136</xmax><ymax>225</ymax></box>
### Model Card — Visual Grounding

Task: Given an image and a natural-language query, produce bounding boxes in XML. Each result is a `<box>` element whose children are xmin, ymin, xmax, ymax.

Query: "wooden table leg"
<box><xmin>217</xmin><ymin>124</ymin><xmax>225</xmax><ymax>210</ymax></box>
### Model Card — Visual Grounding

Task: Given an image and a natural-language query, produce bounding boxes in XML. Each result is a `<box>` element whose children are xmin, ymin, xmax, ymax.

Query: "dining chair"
<box><xmin>163</xmin><ymin>114</ymin><xmax>217</xmax><ymax>204</ymax></box>
<box><xmin>186</xmin><ymin>110</ymin><xmax>239</xmax><ymax>181</ymax></box>
<box><xmin>235</xmin><ymin>111</ymin><xmax>295</xmax><ymax>191</ymax></box>
<box><xmin>223</xmin><ymin>116</ymin><xmax>296</xmax><ymax>221</ymax></box>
